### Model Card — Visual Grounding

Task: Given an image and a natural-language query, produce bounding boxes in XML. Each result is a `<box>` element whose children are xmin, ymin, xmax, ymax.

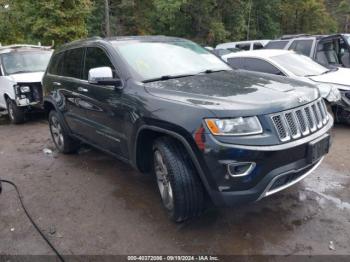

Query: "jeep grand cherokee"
<box><xmin>42</xmin><ymin>36</ymin><xmax>333</xmax><ymax>222</ymax></box>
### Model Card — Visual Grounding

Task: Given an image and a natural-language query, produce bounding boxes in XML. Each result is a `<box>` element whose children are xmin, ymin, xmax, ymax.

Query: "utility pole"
<box><xmin>246</xmin><ymin>0</ymin><xmax>252</xmax><ymax>40</ymax></box>
<box><xmin>105</xmin><ymin>0</ymin><xmax>111</xmax><ymax>37</ymax></box>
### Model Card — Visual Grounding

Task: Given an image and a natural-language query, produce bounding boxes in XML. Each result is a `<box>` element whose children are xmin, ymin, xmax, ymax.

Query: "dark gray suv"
<box><xmin>42</xmin><ymin>36</ymin><xmax>333</xmax><ymax>222</ymax></box>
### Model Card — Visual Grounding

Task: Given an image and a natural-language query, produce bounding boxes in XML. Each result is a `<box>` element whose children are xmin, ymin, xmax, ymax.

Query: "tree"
<box><xmin>279</xmin><ymin>0</ymin><xmax>337</xmax><ymax>35</ymax></box>
<box><xmin>0</xmin><ymin>0</ymin><xmax>92</xmax><ymax>46</ymax></box>
<box><xmin>337</xmin><ymin>0</ymin><xmax>350</xmax><ymax>32</ymax></box>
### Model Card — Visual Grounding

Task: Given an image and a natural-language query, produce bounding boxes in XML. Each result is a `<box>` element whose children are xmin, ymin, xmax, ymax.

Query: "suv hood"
<box><xmin>8</xmin><ymin>72</ymin><xmax>44</xmax><ymax>83</ymax></box>
<box><xmin>310</xmin><ymin>68</ymin><xmax>350</xmax><ymax>91</ymax></box>
<box><xmin>144</xmin><ymin>70</ymin><xmax>319</xmax><ymax>117</ymax></box>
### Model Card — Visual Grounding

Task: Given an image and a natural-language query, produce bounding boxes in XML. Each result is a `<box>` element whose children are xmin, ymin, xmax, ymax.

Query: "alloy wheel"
<box><xmin>154</xmin><ymin>150</ymin><xmax>174</xmax><ymax>211</ymax></box>
<box><xmin>50</xmin><ymin>115</ymin><xmax>64</xmax><ymax>151</ymax></box>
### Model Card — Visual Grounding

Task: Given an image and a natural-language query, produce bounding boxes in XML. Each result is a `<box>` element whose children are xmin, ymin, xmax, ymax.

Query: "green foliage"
<box><xmin>0</xmin><ymin>0</ymin><xmax>92</xmax><ymax>46</ymax></box>
<box><xmin>0</xmin><ymin>0</ymin><xmax>344</xmax><ymax>47</ymax></box>
<box><xmin>337</xmin><ymin>0</ymin><xmax>350</xmax><ymax>32</ymax></box>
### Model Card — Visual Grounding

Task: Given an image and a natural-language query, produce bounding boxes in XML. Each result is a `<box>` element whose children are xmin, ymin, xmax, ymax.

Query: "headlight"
<box><xmin>205</xmin><ymin>116</ymin><xmax>263</xmax><ymax>136</ymax></box>
<box><xmin>326</xmin><ymin>86</ymin><xmax>341</xmax><ymax>102</ymax></box>
<box><xmin>20</xmin><ymin>86</ymin><xmax>31</xmax><ymax>93</ymax></box>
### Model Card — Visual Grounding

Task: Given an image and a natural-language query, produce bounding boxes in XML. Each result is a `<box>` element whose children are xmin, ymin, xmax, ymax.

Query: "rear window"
<box><xmin>265</xmin><ymin>41</ymin><xmax>289</xmax><ymax>49</ymax></box>
<box><xmin>227</xmin><ymin>57</ymin><xmax>243</xmax><ymax>69</ymax></box>
<box><xmin>243</xmin><ymin>58</ymin><xmax>283</xmax><ymax>75</ymax></box>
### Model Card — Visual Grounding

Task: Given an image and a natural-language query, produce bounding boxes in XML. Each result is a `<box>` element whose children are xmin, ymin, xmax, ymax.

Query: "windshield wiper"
<box><xmin>142</xmin><ymin>69</ymin><xmax>230</xmax><ymax>83</ymax></box>
<box><xmin>142</xmin><ymin>73</ymin><xmax>197</xmax><ymax>83</ymax></box>
<box><xmin>197</xmin><ymin>69</ymin><xmax>230</xmax><ymax>74</ymax></box>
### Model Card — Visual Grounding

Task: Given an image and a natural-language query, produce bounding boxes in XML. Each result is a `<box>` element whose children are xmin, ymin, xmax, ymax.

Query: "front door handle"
<box><xmin>77</xmin><ymin>87</ymin><xmax>88</xmax><ymax>93</ymax></box>
<box><xmin>53</xmin><ymin>82</ymin><xmax>61</xmax><ymax>86</ymax></box>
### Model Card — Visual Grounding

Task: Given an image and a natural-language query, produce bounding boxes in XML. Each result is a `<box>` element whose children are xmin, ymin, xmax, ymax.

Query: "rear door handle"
<box><xmin>53</xmin><ymin>82</ymin><xmax>61</xmax><ymax>86</ymax></box>
<box><xmin>77</xmin><ymin>87</ymin><xmax>88</xmax><ymax>93</ymax></box>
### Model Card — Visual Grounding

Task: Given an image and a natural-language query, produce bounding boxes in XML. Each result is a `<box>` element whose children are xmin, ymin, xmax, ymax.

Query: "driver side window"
<box><xmin>83</xmin><ymin>47</ymin><xmax>116</xmax><ymax>80</ymax></box>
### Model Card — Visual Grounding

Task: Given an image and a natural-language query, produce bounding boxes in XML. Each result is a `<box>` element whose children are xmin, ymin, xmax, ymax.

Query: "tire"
<box><xmin>48</xmin><ymin>110</ymin><xmax>80</xmax><ymax>154</ymax></box>
<box><xmin>6</xmin><ymin>98</ymin><xmax>25</xmax><ymax>124</ymax></box>
<box><xmin>153</xmin><ymin>137</ymin><xmax>205</xmax><ymax>222</ymax></box>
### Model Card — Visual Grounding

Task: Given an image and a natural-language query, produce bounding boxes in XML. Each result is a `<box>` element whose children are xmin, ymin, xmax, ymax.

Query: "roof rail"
<box><xmin>62</xmin><ymin>36</ymin><xmax>103</xmax><ymax>47</ymax></box>
<box><xmin>0</xmin><ymin>44</ymin><xmax>52</xmax><ymax>50</ymax></box>
<box><xmin>280</xmin><ymin>34</ymin><xmax>311</xmax><ymax>40</ymax></box>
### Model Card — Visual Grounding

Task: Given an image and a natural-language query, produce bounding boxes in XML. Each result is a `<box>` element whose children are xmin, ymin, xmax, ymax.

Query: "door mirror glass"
<box><xmin>88</xmin><ymin>67</ymin><xmax>121</xmax><ymax>87</ymax></box>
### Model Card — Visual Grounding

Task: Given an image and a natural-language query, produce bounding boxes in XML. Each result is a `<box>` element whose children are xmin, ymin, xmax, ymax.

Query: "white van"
<box><xmin>0</xmin><ymin>45</ymin><xmax>52</xmax><ymax>123</ymax></box>
<box><xmin>216</xmin><ymin>40</ymin><xmax>270</xmax><ymax>51</ymax></box>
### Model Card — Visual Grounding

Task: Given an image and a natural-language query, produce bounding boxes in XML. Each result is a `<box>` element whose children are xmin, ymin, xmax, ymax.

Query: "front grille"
<box><xmin>271</xmin><ymin>99</ymin><xmax>329</xmax><ymax>142</ymax></box>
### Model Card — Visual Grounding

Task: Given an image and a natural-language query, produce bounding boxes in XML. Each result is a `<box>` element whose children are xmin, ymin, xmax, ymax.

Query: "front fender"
<box><xmin>133</xmin><ymin>123</ymin><xmax>217</xmax><ymax>202</ymax></box>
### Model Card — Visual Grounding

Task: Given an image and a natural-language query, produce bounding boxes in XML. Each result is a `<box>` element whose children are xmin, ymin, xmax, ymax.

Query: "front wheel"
<box><xmin>153</xmin><ymin>137</ymin><xmax>205</xmax><ymax>222</ymax></box>
<box><xmin>6</xmin><ymin>98</ymin><xmax>25</xmax><ymax>124</ymax></box>
<box><xmin>49</xmin><ymin>110</ymin><xmax>80</xmax><ymax>154</ymax></box>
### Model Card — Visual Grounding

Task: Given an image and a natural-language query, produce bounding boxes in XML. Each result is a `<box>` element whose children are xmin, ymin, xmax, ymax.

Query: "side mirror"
<box><xmin>88</xmin><ymin>67</ymin><xmax>122</xmax><ymax>88</ymax></box>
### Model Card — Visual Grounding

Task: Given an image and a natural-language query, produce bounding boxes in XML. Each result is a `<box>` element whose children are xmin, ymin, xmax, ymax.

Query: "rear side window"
<box><xmin>253</xmin><ymin>43</ymin><xmax>264</xmax><ymax>50</ymax></box>
<box><xmin>236</xmin><ymin>43</ymin><xmax>251</xmax><ymax>51</ymax></box>
<box><xmin>61</xmin><ymin>48</ymin><xmax>84</xmax><ymax>79</ymax></box>
<box><xmin>242</xmin><ymin>58</ymin><xmax>284</xmax><ymax>75</ymax></box>
<box><xmin>288</xmin><ymin>40</ymin><xmax>313</xmax><ymax>56</ymax></box>
<box><xmin>48</xmin><ymin>53</ymin><xmax>64</xmax><ymax>75</ymax></box>
<box><xmin>83</xmin><ymin>47</ymin><xmax>115</xmax><ymax>80</ymax></box>
<box><xmin>265</xmin><ymin>40</ymin><xmax>289</xmax><ymax>49</ymax></box>
<box><xmin>227</xmin><ymin>57</ymin><xmax>244</xmax><ymax>69</ymax></box>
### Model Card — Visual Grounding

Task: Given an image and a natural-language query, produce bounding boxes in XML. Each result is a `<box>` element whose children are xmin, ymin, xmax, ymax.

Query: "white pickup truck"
<box><xmin>0</xmin><ymin>45</ymin><xmax>52</xmax><ymax>123</ymax></box>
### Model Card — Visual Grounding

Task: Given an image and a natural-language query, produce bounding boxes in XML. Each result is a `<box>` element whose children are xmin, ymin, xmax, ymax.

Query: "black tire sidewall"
<box><xmin>6</xmin><ymin>98</ymin><xmax>25</xmax><ymax>124</ymax></box>
<box><xmin>153</xmin><ymin>137</ymin><xmax>205</xmax><ymax>222</ymax></box>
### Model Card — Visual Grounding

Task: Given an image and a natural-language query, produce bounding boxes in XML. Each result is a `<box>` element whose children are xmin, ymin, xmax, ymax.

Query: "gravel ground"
<box><xmin>0</xmin><ymin>113</ymin><xmax>349</xmax><ymax>258</ymax></box>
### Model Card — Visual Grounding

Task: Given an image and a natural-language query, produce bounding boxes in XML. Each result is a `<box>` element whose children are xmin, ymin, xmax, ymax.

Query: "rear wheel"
<box><xmin>6</xmin><ymin>98</ymin><xmax>25</xmax><ymax>124</ymax></box>
<box><xmin>153</xmin><ymin>137</ymin><xmax>205</xmax><ymax>222</ymax></box>
<box><xmin>49</xmin><ymin>110</ymin><xmax>79</xmax><ymax>154</ymax></box>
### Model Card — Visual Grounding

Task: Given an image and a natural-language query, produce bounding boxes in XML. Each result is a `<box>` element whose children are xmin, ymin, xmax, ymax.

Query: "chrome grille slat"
<box><xmin>271</xmin><ymin>99</ymin><xmax>329</xmax><ymax>142</ymax></box>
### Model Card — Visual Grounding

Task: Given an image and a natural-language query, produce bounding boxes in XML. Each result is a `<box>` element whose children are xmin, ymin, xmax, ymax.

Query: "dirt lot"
<box><xmin>0</xmin><ymin>113</ymin><xmax>349</xmax><ymax>257</ymax></box>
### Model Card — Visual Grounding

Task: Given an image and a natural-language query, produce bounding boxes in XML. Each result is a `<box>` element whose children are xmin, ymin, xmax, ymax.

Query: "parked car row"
<box><xmin>222</xmin><ymin>49</ymin><xmax>350</xmax><ymax>124</ymax></box>
<box><xmin>215</xmin><ymin>33</ymin><xmax>350</xmax><ymax>68</ymax></box>
<box><xmin>0</xmin><ymin>36</ymin><xmax>334</xmax><ymax>222</ymax></box>
<box><xmin>265</xmin><ymin>34</ymin><xmax>350</xmax><ymax>68</ymax></box>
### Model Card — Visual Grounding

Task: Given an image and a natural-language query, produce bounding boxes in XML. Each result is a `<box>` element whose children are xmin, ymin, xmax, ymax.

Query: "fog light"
<box><xmin>227</xmin><ymin>162</ymin><xmax>256</xmax><ymax>177</ymax></box>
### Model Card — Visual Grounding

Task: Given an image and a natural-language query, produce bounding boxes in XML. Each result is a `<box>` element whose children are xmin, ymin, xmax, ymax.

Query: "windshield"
<box><xmin>112</xmin><ymin>40</ymin><xmax>231</xmax><ymax>81</ymax></box>
<box><xmin>2</xmin><ymin>50</ymin><xmax>52</xmax><ymax>75</ymax></box>
<box><xmin>271</xmin><ymin>53</ymin><xmax>328</xmax><ymax>77</ymax></box>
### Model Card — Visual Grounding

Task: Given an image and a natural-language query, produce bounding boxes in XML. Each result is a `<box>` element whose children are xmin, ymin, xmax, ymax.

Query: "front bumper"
<box><xmin>195</xmin><ymin>118</ymin><xmax>333</xmax><ymax>207</ymax></box>
<box><xmin>14</xmin><ymin>82</ymin><xmax>43</xmax><ymax>107</ymax></box>
<box><xmin>16</xmin><ymin>98</ymin><xmax>41</xmax><ymax>107</ymax></box>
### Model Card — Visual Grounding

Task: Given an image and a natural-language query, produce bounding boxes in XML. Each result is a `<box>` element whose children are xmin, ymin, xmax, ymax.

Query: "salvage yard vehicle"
<box><xmin>216</xmin><ymin>40</ymin><xmax>270</xmax><ymax>51</ymax></box>
<box><xmin>42</xmin><ymin>36</ymin><xmax>333</xmax><ymax>222</ymax></box>
<box><xmin>222</xmin><ymin>49</ymin><xmax>350</xmax><ymax>124</ymax></box>
<box><xmin>0</xmin><ymin>45</ymin><xmax>53</xmax><ymax>123</ymax></box>
<box><xmin>265</xmin><ymin>34</ymin><xmax>350</xmax><ymax>68</ymax></box>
